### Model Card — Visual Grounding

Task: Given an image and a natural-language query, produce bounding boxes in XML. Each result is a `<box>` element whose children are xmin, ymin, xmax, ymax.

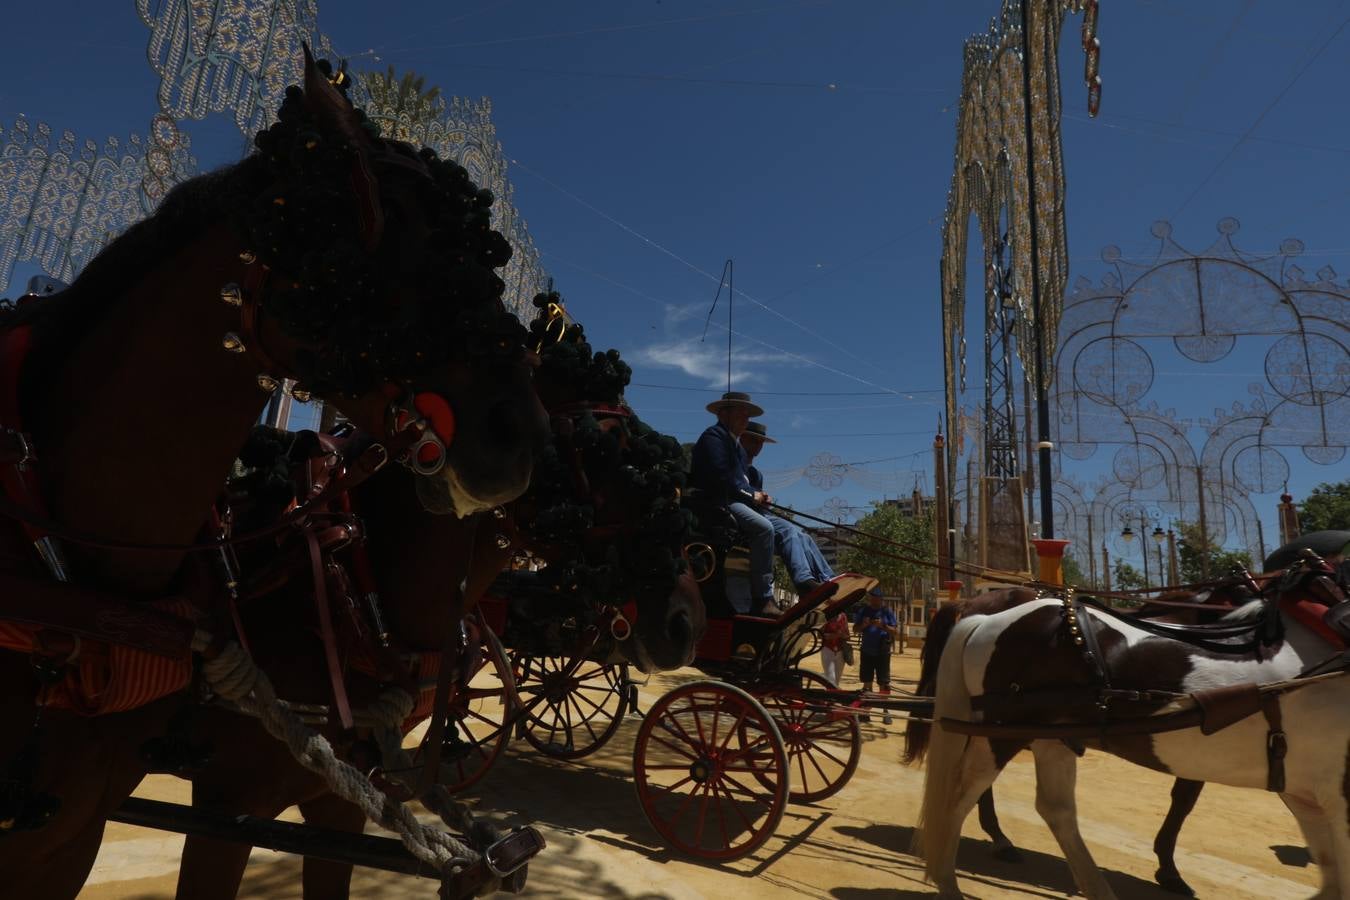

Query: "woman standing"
<box><xmin>819</xmin><ymin>611</ymin><xmax>851</xmax><ymax>687</ymax></box>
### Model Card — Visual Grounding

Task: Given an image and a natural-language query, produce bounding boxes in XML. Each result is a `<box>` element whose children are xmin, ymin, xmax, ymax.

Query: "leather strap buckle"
<box><xmin>0</xmin><ymin>427</ymin><xmax>35</xmax><ymax>469</ymax></box>
<box><xmin>483</xmin><ymin>826</ymin><xmax>546</xmax><ymax>878</ymax></box>
<box><xmin>1267</xmin><ymin>729</ymin><xmax>1287</xmax><ymax>760</ymax></box>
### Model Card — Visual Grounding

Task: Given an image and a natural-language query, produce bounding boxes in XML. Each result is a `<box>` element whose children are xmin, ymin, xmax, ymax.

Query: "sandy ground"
<box><xmin>82</xmin><ymin>651</ymin><xmax>1318</xmax><ymax>899</ymax></box>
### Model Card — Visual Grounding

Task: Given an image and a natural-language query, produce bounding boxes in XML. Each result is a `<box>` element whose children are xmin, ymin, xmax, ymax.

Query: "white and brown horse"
<box><xmin>904</xmin><ymin>583</ymin><xmax>1251</xmax><ymax>894</ymax></box>
<box><xmin>915</xmin><ymin>581</ymin><xmax>1350</xmax><ymax>899</ymax></box>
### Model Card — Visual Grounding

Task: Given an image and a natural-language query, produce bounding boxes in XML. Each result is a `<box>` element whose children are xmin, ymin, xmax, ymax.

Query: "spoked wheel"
<box><xmin>516</xmin><ymin>655</ymin><xmax>630</xmax><ymax>759</ymax></box>
<box><xmin>418</xmin><ymin>616</ymin><xmax>517</xmax><ymax>793</ymax></box>
<box><xmin>633</xmin><ymin>680</ymin><xmax>789</xmax><ymax>861</ymax></box>
<box><xmin>755</xmin><ymin>669</ymin><xmax>862</xmax><ymax>802</ymax></box>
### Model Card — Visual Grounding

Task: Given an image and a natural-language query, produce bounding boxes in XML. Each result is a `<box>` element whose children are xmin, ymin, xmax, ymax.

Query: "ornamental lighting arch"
<box><xmin>1050</xmin><ymin>218</ymin><xmax>1349</xmax><ymax>575</ymax></box>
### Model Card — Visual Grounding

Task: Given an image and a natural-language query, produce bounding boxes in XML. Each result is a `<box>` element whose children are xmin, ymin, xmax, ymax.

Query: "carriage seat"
<box><xmin>695</xmin><ymin>573</ymin><xmax>878</xmax><ymax>664</ymax></box>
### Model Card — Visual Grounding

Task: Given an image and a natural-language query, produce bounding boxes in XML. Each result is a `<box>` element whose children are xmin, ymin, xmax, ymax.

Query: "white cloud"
<box><xmin>636</xmin><ymin>304</ymin><xmax>801</xmax><ymax>388</ymax></box>
<box><xmin>790</xmin><ymin>414</ymin><xmax>815</xmax><ymax>430</ymax></box>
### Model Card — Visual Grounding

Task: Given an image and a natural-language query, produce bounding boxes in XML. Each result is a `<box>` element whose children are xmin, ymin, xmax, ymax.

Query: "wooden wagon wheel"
<box><xmin>419</xmin><ymin>615</ymin><xmax>517</xmax><ymax>793</ymax></box>
<box><xmin>632</xmin><ymin>680</ymin><xmax>789</xmax><ymax>861</ymax></box>
<box><xmin>753</xmin><ymin>668</ymin><xmax>862</xmax><ymax>803</ymax></box>
<box><xmin>515</xmin><ymin>654</ymin><xmax>630</xmax><ymax>759</ymax></box>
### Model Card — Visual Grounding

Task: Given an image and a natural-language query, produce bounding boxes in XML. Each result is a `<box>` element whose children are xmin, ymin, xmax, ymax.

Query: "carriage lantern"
<box><xmin>1151</xmin><ymin>526</ymin><xmax>1166</xmax><ymax>545</ymax></box>
<box><xmin>1120</xmin><ymin>525</ymin><xmax>1135</xmax><ymax>543</ymax></box>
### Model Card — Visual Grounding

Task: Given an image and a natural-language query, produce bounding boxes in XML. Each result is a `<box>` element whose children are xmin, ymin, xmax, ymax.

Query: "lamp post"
<box><xmin>1121</xmin><ymin>521</ymin><xmax>1147</xmax><ymax>589</ymax></box>
<box><xmin>1019</xmin><ymin>0</ymin><xmax>1056</xmax><ymax>539</ymax></box>
<box><xmin>1152</xmin><ymin>525</ymin><xmax>1167</xmax><ymax>588</ymax></box>
<box><xmin>1167</xmin><ymin>528</ymin><xmax>1180</xmax><ymax>584</ymax></box>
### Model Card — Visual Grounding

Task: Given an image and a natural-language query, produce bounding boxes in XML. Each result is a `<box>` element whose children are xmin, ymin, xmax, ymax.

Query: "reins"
<box><xmin>0</xmin><ymin>421</ymin><xmax>426</xmax><ymax>557</ymax></box>
<box><xmin>766</xmin><ymin>499</ymin><xmax>1287</xmax><ymax>602</ymax></box>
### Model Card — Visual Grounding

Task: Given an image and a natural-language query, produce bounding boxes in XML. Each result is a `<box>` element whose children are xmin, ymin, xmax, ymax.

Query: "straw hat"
<box><xmin>1263</xmin><ymin>530</ymin><xmax>1350</xmax><ymax>571</ymax></box>
<box><xmin>705</xmin><ymin>391</ymin><xmax>764</xmax><ymax>417</ymax></box>
<box><xmin>741</xmin><ymin>421</ymin><xmax>777</xmax><ymax>443</ymax></box>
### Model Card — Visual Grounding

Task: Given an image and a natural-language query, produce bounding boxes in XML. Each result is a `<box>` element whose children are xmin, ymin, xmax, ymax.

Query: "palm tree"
<box><xmin>357</xmin><ymin>67</ymin><xmax>444</xmax><ymax>140</ymax></box>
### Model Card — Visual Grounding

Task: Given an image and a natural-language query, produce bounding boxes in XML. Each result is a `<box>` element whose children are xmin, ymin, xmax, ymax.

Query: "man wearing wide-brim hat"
<box><xmin>740</xmin><ymin>421</ymin><xmax>838</xmax><ymax>600</ymax></box>
<box><xmin>1264</xmin><ymin>530</ymin><xmax>1350</xmax><ymax>588</ymax></box>
<box><xmin>691</xmin><ymin>392</ymin><xmax>775</xmax><ymax>612</ymax></box>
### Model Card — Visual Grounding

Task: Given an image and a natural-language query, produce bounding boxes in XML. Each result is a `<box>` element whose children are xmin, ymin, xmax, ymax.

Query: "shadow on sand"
<box><xmin>835</xmin><ymin>822</ymin><xmax>1187</xmax><ymax>899</ymax></box>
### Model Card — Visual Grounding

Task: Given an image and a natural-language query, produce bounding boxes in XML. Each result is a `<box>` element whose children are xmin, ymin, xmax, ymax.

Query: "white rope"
<box><xmin>364</xmin><ymin>690</ymin><xmax>478</xmax><ymax>837</ymax></box>
<box><xmin>191</xmin><ymin>631</ymin><xmax>487</xmax><ymax>883</ymax></box>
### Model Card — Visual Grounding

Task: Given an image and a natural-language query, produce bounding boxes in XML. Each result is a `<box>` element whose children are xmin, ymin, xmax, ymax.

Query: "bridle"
<box><xmin>219</xmin><ymin>251</ymin><xmax>458</xmax><ymax>478</ymax></box>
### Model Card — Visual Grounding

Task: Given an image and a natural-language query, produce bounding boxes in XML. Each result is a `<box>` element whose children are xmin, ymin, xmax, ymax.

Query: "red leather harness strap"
<box><xmin>306</xmin><ymin>527</ymin><xmax>354</xmax><ymax>730</ymax></box>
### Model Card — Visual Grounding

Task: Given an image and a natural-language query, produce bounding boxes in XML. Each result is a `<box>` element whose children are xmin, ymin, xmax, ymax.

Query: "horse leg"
<box><xmin>175</xmin><ymin>781</ymin><xmax>288</xmax><ymax>900</ymax></box>
<box><xmin>1030</xmin><ymin>739</ymin><xmax>1117</xmax><ymax>900</ymax></box>
<box><xmin>298</xmin><ymin>792</ymin><xmax>366</xmax><ymax>900</ymax></box>
<box><xmin>976</xmin><ymin>787</ymin><xmax>1022</xmax><ymax>862</ymax></box>
<box><xmin>1153</xmin><ymin>778</ymin><xmax>1204</xmax><ymax>895</ymax></box>
<box><xmin>917</xmin><ymin>735</ymin><xmax>1006</xmax><ymax>897</ymax></box>
<box><xmin>1281</xmin><ymin>793</ymin><xmax>1339</xmax><ymax>900</ymax></box>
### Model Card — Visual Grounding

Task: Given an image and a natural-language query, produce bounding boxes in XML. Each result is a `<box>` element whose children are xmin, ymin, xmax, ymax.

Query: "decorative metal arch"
<box><xmin>941</xmin><ymin>0</ymin><xmax>1090</xmax><ymax>576</ymax></box>
<box><xmin>134</xmin><ymin>0</ymin><xmax>549</xmax><ymax>320</ymax></box>
<box><xmin>0</xmin><ymin>113</ymin><xmax>196</xmax><ymax>293</ymax></box>
<box><xmin>1050</xmin><ymin>218</ymin><xmax>1349</xmax><ymax>568</ymax></box>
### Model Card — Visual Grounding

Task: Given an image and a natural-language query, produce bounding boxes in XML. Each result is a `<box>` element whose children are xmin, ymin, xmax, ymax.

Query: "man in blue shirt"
<box><xmin>690</xmin><ymin>392</ymin><xmax>775</xmax><ymax>612</ymax></box>
<box><xmin>739</xmin><ymin>422</ymin><xmax>837</xmax><ymax>600</ymax></box>
<box><xmin>853</xmin><ymin>587</ymin><xmax>898</xmax><ymax>704</ymax></box>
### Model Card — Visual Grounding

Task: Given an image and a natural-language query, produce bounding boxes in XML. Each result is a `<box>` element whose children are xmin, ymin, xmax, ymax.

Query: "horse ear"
<box><xmin>301</xmin><ymin>44</ymin><xmax>385</xmax><ymax>251</ymax></box>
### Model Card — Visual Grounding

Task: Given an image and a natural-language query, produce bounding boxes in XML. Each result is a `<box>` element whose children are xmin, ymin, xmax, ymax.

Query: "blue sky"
<box><xmin>3</xmin><ymin>1</ymin><xmax>1347</xmax><ymax>569</ymax></box>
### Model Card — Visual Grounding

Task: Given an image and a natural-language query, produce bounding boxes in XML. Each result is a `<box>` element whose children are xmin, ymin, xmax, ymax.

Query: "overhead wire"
<box><xmin>387</xmin><ymin>0</ymin><xmax>837</xmax><ymax>53</ymax></box>
<box><xmin>628</xmin><ymin>381</ymin><xmax>942</xmax><ymax>396</ymax></box>
<box><xmin>1169</xmin><ymin>10</ymin><xmax>1350</xmax><ymax>220</ymax></box>
<box><xmin>512</xmin><ymin>158</ymin><xmax>921</xmax><ymax>391</ymax></box>
<box><xmin>410</xmin><ymin>60</ymin><xmax>944</xmax><ymax>96</ymax></box>
<box><xmin>541</xmin><ymin>250</ymin><xmax>921</xmax><ymax>393</ymax></box>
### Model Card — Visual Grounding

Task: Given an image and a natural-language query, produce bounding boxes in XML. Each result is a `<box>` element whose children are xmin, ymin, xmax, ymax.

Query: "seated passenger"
<box><xmin>739</xmin><ymin>422</ymin><xmax>838</xmax><ymax>601</ymax></box>
<box><xmin>690</xmin><ymin>392</ymin><xmax>775</xmax><ymax>614</ymax></box>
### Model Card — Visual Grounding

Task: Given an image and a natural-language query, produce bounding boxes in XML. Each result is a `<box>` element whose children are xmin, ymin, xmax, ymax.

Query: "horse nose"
<box><xmin>664</xmin><ymin>609</ymin><xmax>694</xmax><ymax>651</ymax></box>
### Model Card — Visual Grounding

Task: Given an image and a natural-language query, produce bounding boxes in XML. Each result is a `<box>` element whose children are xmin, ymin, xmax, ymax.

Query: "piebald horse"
<box><xmin>904</xmin><ymin>582</ymin><xmax>1250</xmax><ymax>894</ymax></box>
<box><xmin>915</xmin><ymin>578</ymin><xmax>1350</xmax><ymax>899</ymax></box>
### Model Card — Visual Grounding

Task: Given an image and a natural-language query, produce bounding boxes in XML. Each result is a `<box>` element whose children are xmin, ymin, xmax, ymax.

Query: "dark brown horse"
<box><xmin>171</xmin><ymin>320</ymin><xmax>703</xmax><ymax>899</ymax></box>
<box><xmin>0</xmin><ymin>53</ymin><xmax>548</xmax><ymax>899</ymax></box>
<box><xmin>904</xmin><ymin>583</ymin><xmax>1249</xmax><ymax>895</ymax></box>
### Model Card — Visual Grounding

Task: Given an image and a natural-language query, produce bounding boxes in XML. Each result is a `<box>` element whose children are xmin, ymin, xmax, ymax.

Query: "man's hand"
<box><xmin>753</xmin><ymin>491</ymin><xmax>770</xmax><ymax>505</ymax></box>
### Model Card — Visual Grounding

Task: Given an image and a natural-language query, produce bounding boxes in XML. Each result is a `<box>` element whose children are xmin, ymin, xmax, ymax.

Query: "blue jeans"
<box><xmin>727</xmin><ymin>501</ymin><xmax>775</xmax><ymax>603</ymax></box>
<box><xmin>766</xmin><ymin>513</ymin><xmax>835</xmax><ymax>585</ymax></box>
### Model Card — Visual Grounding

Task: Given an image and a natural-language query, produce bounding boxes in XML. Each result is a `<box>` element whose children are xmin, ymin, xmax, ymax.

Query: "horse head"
<box><xmin>227</xmin><ymin>49</ymin><xmax>548</xmax><ymax>517</ymax></box>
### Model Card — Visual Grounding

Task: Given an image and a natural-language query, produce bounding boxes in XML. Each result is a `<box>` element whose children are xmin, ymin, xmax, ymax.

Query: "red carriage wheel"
<box><xmin>754</xmin><ymin>668</ymin><xmax>862</xmax><ymax>803</ymax></box>
<box><xmin>516</xmin><ymin>655</ymin><xmax>630</xmax><ymax>760</ymax></box>
<box><xmin>418</xmin><ymin>615</ymin><xmax>518</xmax><ymax>793</ymax></box>
<box><xmin>632</xmin><ymin>680</ymin><xmax>789</xmax><ymax>861</ymax></box>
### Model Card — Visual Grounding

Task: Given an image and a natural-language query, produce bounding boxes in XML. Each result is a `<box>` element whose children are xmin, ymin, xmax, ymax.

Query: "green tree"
<box><xmin>837</xmin><ymin>502</ymin><xmax>934</xmax><ymax>596</ymax></box>
<box><xmin>1299</xmin><ymin>479</ymin><xmax>1350</xmax><ymax>533</ymax></box>
<box><xmin>1175</xmin><ymin>521</ymin><xmax>1253</xmax><ymax>582</ymax></box>
<box><xmin>1062</xmin><ymin>554</ymin><xmax>1087</xmax><ymax>587</ymax></box>
<box><xmin>1112</xmin><ymin>559</ymin><xmax>1145</xmax><ymax>590</ymax></box>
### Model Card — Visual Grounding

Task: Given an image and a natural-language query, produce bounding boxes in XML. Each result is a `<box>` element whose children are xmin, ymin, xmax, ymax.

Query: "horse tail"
<box><xmin>901</xmin><ymin>600</ymin><xmax>966</xmax><ymax>766</ymax></box>
<box><xmin>911</xmin><ymin>614</ymin><xmax>980</xmax><ymax>883</ymax></box>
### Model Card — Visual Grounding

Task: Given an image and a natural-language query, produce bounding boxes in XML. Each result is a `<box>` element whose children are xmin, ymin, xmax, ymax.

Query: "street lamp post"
<box><xmin>1152</xmin><ymin>525</ymin><xmax>1167</xmax><ymax>589</ymax></box>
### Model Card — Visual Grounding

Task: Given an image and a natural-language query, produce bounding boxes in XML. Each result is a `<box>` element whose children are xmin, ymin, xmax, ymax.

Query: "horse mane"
<box><xmin>1219</xmin><ymin>597</ymin><xmax>1266</xmax><ymax>622</ymax></box>
<box><xmin>9</xmin><ymin>157</ymin><xmax>268</xmax><ymax>422</ymax></box>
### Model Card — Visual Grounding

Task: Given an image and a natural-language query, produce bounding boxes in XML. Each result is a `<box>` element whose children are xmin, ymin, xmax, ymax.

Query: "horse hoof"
<box><xmin>1154</xmin><ymin>870</ymin><xmax>1195</xmax><ymax>896</ymax></box>
<box><xmin>993</xmin><ymin>844</ymin><xmax>1023</xmax><ymax>863</ymax></box>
